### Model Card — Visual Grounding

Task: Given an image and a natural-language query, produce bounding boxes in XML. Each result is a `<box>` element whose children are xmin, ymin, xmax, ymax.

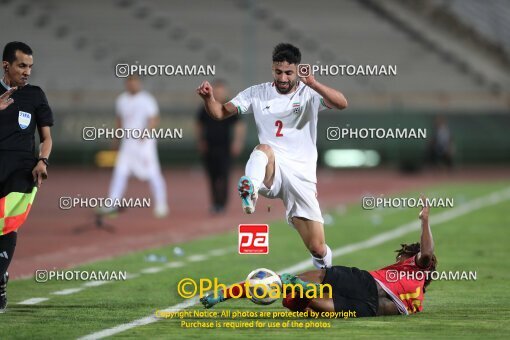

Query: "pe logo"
<box><xmin>238</xmin><ymin>224</ymin><xmax>269</xmax><ymax>254</ymax></box>
<box><xmin>18</xmin><ymin>111</ymin><xmax>32</xmax><ymax>129</ymax></box>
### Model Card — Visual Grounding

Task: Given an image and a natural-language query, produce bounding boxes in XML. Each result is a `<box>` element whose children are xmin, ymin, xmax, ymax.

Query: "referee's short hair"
<box><xmin>3</xmin><ymin>41</ymin><xmax>33</xmax><ymax>63</ymax></box>
<box><xmin>272</xmin><ymin>43</ymin><xmax>301</xmax><ymax>65</ymax></box>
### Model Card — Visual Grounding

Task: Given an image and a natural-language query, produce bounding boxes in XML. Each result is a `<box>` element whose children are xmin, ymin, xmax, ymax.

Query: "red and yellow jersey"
<box><xmin>369</xmin><ymin>255</ymin><xmax>431</xmax><ymax>314</ymax></box>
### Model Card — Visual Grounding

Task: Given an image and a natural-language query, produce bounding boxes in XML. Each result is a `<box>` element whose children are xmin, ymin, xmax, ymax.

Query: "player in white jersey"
<box><xmin>106</xmin><ymin>75</ymin><xmax>168</xmax><ymax>218</ymax></box>
<box><xmin>197</xmin><ymin>43</ymin><xmax>347</xmax><ymax>268</ymax></box>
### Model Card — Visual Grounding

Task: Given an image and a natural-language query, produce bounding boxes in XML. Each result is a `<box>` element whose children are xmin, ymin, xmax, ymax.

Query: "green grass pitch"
<box><xmin>2</xmin><ymin>181</ymin><xmax>509</xmax><ymax>339</ymax></box>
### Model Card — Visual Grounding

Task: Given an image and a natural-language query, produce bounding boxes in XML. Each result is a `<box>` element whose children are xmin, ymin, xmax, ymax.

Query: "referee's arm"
<box><xmin>32</xmin><ymin>125</ymin><xmax>52</xmax><ymax>187</ymax></box>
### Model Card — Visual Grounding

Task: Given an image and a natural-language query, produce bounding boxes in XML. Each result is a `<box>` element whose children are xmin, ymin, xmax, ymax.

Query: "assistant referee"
<box><xmin>0</xmin><ymin>41</ymin><xmax>53</xmax><ymax>313</ymax></box>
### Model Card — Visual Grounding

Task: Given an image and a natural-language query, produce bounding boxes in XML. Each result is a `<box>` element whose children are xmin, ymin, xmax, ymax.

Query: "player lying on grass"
<box><xmin>201</xmin><ymin>197</ymin><xmax>436</xmax><ymax>316</ymax></box>
<box><xmin>197</xmin><ymin>43</ymin><xmax>348</xmax><ymax>269</ymax></box>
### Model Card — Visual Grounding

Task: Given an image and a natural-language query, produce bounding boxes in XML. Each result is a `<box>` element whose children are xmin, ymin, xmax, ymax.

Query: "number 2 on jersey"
<box><xmin>275</xmin><ymin>120</ymin><xmax>283</xmax><ymax>137</ymax></box>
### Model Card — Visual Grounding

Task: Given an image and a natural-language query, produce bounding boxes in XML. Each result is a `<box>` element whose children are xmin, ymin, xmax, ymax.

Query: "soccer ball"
<box><xmin>245</xmin><ymin>268</ymin><xmax>282</xmax><ymax>305</ymax></box>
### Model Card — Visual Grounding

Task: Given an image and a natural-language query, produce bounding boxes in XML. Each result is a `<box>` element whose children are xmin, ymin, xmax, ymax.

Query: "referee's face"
<box><xmin>272</xmin><ymin>61</ymin><xmax>298</xmax><ymax>94</ymax></box>
<box><xmin>4</xmin><ymin>50</ymin><xmax>33</xmax><ymax>87</ymax></box>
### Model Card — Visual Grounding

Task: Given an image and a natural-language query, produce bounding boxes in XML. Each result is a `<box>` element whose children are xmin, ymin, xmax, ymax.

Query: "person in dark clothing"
<box><xmin>428</xmin><ymin>115</ymin><xmax>454</xmax><ymax>169</ymax></box>
<box><xmin>0</xmin><ymin>41</ymin><xmax>53</xmax><ymax>313</ymax></box>
<box><xmin>195</xmin><ymin>80</ymin><xmax>245</xmax><ymax>214</ymax></box>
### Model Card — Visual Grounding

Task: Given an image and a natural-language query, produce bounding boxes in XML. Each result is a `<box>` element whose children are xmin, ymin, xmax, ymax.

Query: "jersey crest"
<box><xmin>18</xmin><ymin>111</ymin><xmax>32</xmax><ymax>129</ymax></box>
<box><xmin>292</xmin><ymin>102</ymin><xmax>301</xmax><ymax>114</ymax></box>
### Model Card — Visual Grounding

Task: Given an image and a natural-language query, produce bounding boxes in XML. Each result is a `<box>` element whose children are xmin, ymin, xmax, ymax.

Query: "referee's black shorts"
<box><xmin>0</xmin><ymin>151</ymin><xmax>36</xmax><ymax>198</ymax></box>
<box><xmin>322</xmin><ymin>266</ymin><xmax>379</xmax><ymax>317</ymax></box>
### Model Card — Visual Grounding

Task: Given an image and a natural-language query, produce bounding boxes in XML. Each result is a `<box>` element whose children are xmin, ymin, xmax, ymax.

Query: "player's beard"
<box><xmin>275</xmin><ymin>79</ymin><xmax>297</xmax><ymax>94</ymax></box>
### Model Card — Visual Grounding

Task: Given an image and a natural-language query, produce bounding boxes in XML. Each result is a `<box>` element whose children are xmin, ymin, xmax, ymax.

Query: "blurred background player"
<box><xmin>195</xmin><ymin>79</ymin><xmax>246</xmax><ymax>215</ymax></box>
<box><xmin>202</xmin><ymin>196</ymin><xmax>436</xmax><ymax>317</ymax></box>
<box><xmin>428</xmin><ymin>115</ymin><xmax>455</xmax><ymax>169</ymax></box>
<box><xmin>0</xmin><ymin>41</ymin><xmax>53</xmax><ymax>312</ymax></box>
<box><xmin>104</xmin><ymin>75</ymin><xmax>168</xmax><ymax>218</ymax></box>
<box><xmin>197</xmin><ymin>43</ymin><xmax>348</xmax><ymax>268</ymax></box>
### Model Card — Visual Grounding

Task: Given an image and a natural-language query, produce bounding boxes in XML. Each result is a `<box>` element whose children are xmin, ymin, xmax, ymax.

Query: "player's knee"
<box><xmin>254</xmin><ymin>144</ymin><xmax>274</xmax><ymax>159</ymax></box>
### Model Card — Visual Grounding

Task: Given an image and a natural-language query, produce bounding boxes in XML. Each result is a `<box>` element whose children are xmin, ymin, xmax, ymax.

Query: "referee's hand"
<box><xmin>32</xmin><ymin>161</ymin><xmax>48</xmax><ymax>187</ymax></box>
<box><xmin>0</xmin><ymin>87</ymin><xmax>17</xmax><ymax>110</ymax></box>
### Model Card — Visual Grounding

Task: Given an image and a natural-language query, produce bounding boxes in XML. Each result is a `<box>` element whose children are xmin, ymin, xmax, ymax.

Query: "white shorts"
<box><xmin>259</xmin><ymin>155</ymin><xmax>324</xmax><ymax>227</ymax></box>
<box><xmin>117</xmin><ymin>140</ymin><xmax>162</xmax><ymax>181</ymax></box>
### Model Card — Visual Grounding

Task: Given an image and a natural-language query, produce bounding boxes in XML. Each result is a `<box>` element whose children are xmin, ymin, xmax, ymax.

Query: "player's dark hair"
<box><xmin>395</xmin><ymin>242</ymin><xmax>437</xmax><ymax>293</ymax></box>
<box><xmin>3</xmin><ymin>41</ymin><xmax>33</xmax><ymax>63</ymax></box>
<box><xmin>272</xmin><ymin>43</ymin><xmax>301</xmax><ymax>65</ymax></box>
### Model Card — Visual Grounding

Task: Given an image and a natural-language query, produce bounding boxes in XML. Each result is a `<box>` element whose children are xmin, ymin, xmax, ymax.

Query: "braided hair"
<box><xmin>395</xmin><ymin>242</ymin><xmax>437</xmax><ymax>292</ymax></box>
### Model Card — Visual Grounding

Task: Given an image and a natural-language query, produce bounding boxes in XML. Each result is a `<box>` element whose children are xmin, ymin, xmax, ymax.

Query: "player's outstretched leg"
<box><xmin>281</xmin><ymin>270</ymin><xmax>325</xmax><ymax>312</ymax></box>
<box><xmin>292</xmin><ymin>217</ymin><xmax>332</xmax><ymax>269</ymax></box>
<box><xmin>201</xmin><ymin>282</ymin><xmax>248</xmax><ymax>309</ymax></box>
<box><xmin>238</xmin><ymin>144</ymin><xmax>275</xmax><ymax>214</ymax></box>
<box><xmin>200</xmin><ymin>290</ymin><xmax>226</xmax><ymax>309</ymax></box>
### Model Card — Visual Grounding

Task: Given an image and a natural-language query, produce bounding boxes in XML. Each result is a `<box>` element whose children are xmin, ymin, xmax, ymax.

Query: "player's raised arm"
<box><xmin>300</xmin><ymin>69</ymin><xmax>348</xmax><ymax>110</ymax></box>
<box><xmin>416</xmin><ymin>194</ymin><xmax>435</xmax><ymax>268</ymax></box>
<box><xmin>196</xmin><ymin>80</ymin><xmax>237</xmax><ymax>120</ymax></box>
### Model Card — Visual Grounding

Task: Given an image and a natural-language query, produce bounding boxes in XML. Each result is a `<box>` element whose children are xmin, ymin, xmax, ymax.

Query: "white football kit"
<box><xmin>109</xmin><ymin>90</ymin><xmax>168</xmax><ymax>213</ymax></box>
<box><xmin>230</xmin><ymin>81</ymin><xmax>330</xmax><ymax>225</ymax></box>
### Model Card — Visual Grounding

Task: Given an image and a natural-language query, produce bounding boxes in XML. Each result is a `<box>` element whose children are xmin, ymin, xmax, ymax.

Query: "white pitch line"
<box><xmin>52</xmin><ymin>288</ymin><xmax>84</xmax><ymax>296</ymax></box>
<box><xmin>283</xmin><ymin>186</ymin><xmax>510</xmax><ymax>274</ymax></box>
<box><xmin>164</xmin><ymin>261</ymin><xmax>185</xmax><ymax>268</ymax></box>
<box><xmin>187</xmin><ymin>254</ymin><xmax>208</xmax><ymax>262</ymax></box>
<box><xmin>77</xmin><ymin>298</ymin><xmax>200</xmax><ymax>340</ymax></box>
<box><xmin>17</xmin><ymin>297</ymin><xmax>49</xmax><ymax>305</ymax></box>
<box><xmin>140</xmin><ymin>267</ymin><xmax>164</xmax><ymax>274</ymax></box>
<box><xmin>15</xmin><ymin>247</ymin><xmax>235</xmax><ymax>306</ymax></box>
<box><xmin>79</xmin><ymin>187</ymin><xmax>510</xmax><ymax>339</ymax></box>
<box><xmin>208</xmin><ymin>247</ymin><xmax>236</xmax><ymax>257</ymax></box>
<box><xmin>83</xmin><ymin>281</ymin><xmax>109</xmax><ymax>287</ymax></box>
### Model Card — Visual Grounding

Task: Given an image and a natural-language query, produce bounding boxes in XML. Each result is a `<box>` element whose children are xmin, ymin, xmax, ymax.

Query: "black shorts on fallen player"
<box><xmin>322</xmin><ymin>265</ymin><xmax>379</xmax><ymax>317</ymax></box>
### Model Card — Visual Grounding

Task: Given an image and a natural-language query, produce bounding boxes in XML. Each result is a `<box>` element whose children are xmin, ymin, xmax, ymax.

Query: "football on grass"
<box><xmin>245</xmin><ymin>268</ymin><xmax>282</xmax><ymax>305</ymax></box>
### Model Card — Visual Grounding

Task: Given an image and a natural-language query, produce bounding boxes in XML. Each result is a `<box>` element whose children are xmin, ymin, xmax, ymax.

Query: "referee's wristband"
<box><xmin>38</xmin><ymin>157</ymin><xmax>49</xmax><ymax>166</ymax></box>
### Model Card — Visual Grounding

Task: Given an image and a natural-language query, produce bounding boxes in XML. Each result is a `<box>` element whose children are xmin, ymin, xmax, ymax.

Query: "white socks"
<box><xmin>311</xmin><ymin>244</ymin><xmax>332</xmax><ymax>269</ymax></box>
<box><xmin>245</xmin><ymin>149</ymin><xmax>268</xmax><ymax>190</ymax></box>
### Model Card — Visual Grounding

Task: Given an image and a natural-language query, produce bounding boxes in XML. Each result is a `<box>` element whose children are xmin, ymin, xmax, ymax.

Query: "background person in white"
<box><xmin>197</xmin><ymin>43</ymin><xmax>347</xmax><ymax>268</ymax></box>
<box><xmin>107</xmin><ymin>75</ymin><xmax>168</xmax><ymax>218</ymax></box>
